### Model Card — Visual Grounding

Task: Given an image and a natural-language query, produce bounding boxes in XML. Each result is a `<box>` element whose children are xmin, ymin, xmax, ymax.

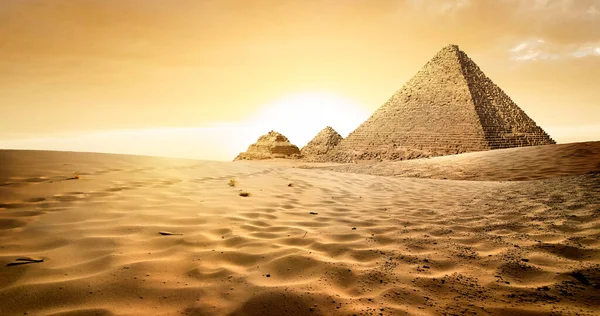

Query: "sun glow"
<box><xmin>0</xmin><ymin>93</ymin><xmax>370</xmax><ymax>161</ymax></box>
<box><xmin>245</xmin><ymin>92</ymin><xmax>370</xmax><ymax>148</ymax></box>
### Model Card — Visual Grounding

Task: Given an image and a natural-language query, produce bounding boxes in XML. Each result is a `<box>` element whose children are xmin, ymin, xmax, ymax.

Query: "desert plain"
<box><xmin>0</xmin><ymin>142</ymin><xmax>599</xmax><ymax>315</ymax></box>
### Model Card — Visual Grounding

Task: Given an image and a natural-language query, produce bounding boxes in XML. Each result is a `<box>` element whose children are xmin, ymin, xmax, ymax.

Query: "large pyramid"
<box><xmin>234</xmin><ymin>131</ymin><xmax>301</xmax><ymax>160</ymax></box>
<box><xmin>326</xmin><ymin>44</ymin><xmax>555</xmax><ymax>162</ymax></box>
<box><xmin>301</xmin><ymin>126</ymin><xmax>343</xmax><ymax>160</ymax></box>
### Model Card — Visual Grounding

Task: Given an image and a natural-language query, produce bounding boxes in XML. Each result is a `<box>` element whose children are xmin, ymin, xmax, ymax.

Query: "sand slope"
<box><xmin>300</xmin><ymin>141</ymin><xmax>600</xmax><ymax>181</ymax></box>
<box><xmin>0</xmin><ymin>148</ymin><xmax>599</xmax><ymax>315</ymax></box>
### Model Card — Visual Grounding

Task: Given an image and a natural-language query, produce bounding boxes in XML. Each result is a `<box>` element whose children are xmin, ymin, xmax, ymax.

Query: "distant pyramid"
<box><xmin>327</xmin><ymin>44</ymin><xmax>555</xmax><ymax>162</ymax></box>
<box><xmin>301</xmin><ymin>126</ymin><xmax>343</xmax><ymax>160</ymax></box>
<box><xmin>234</xmin><ymin>131</ymin><xmax>301</xmax><ymax>160</ymax></box>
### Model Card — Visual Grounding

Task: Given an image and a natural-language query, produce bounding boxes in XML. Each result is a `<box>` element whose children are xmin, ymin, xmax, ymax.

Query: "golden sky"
<box><xmin>1</xmin><ymin>0</ymin><xmax>599</xmax><ymax>160</ymax></box>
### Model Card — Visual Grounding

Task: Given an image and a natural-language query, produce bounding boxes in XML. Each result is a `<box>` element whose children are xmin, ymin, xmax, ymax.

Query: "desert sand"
<box><xmin>299</xmin><ymin>141</ymin><xmax>600</xmax><ymax>181</ymax></box>
<box><xmin>1</xmin><ymin>144</ymin><xmax>599</xmax><ymax>315</ymax></box>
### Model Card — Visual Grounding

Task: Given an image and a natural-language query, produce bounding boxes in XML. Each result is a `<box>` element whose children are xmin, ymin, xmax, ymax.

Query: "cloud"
<box><xmin>571</xmin><ymin>43</ymin><xmax>600</xmax><ymax>58</ymax></box>
<box><xmin>511</xmin><ymin>0</ymin><xmax>600</xmax><ymax>43</ymax></box>
<box><xmin>510</xmin><ymin>38</ymin><xmax>559</xmax><ymax>61</ymax></box>
<box><xmin>438</xmin><ymin>0</ymin><xmax>471</xmax><ymax>13</ymax></box>
<box><xmin>408</xmin><ymin>0</ymin><xmax>471</xmax><ymax>14</ymax></box>
<box><xmin>510</xmin><ymin>38</ymin><xmax>600</xmax><ymax>61</ymax></box>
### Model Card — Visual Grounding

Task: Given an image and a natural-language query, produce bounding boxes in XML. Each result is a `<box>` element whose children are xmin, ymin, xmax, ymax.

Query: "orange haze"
<box><xmin>1</xmin><ymin>0</ymin><xmax>599</xmax><ymax>160</ymax></box>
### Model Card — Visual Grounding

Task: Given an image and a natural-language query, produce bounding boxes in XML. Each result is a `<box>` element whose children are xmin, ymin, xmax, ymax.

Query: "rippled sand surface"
<box><xmin>0</xmin><ymin>146</ymin><xmax>599</xmax><ymax>315</ymax></box>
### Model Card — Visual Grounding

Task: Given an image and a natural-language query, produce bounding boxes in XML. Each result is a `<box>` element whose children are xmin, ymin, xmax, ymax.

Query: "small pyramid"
<box><xmin>326</xmin><ymin>44</ymin><xmax>555</xmax><ymax>162</ymax></box>
<box><xmin>234</xmin><ymin>131</ymin><xmax>301</xmax><ymax>161</ymax></box>
<box><xmin>301</xmin><ymin>126</ymin><xmax>343</xmax><ymax>159</ymax></box>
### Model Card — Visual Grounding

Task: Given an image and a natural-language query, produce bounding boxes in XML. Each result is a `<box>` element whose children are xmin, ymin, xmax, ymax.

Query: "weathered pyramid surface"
<box><xmin>234</xmin><ymin>131</ymin><xmax>301</xmax><ymax>161</ymax></box>
<box><xmin>301</xmin><ymin>126</ymin><xmax>343</xmax><ymax>160</ymax></box>
<box><xmin>326</xmin><ymin>44</ymin><xmax>555</xmax><ymax>162</ymax></box>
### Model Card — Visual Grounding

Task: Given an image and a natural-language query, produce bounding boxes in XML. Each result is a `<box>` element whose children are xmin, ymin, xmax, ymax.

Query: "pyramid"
<box><xmin>234</xmin><ymin>131</ymin><xmax>301</xmax><ymax>160</ymax></box>
<box><xmin>301</xmin><ymin>126</ymin><xmax>343</xmax><ymax>160</ymax></box>
<box><xmin>326</xmin><ymin>44</ymin><xmax>556</xmax><ymax>162</ymax></box>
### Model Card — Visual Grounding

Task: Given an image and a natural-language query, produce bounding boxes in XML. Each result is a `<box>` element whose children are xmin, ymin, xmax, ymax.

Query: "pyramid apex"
<box><xmin>318</xmin><ymin>126</ymin><xmax>341</xmax><ymax>137</ymax></box>
<box><xmin>441</xmin><ymin>44</ymin><xmax>460</xmax><ymax>53</ymax></box>
<box><xmin>324</xmin><ymin>42</ymin><xmax>555</xmax><ymax>162</ymax></box>
<box><xmin>234</xmin><ymin>130</ymin><xmax>301</xmax><ymax>160</ymax></box>
<box><xmin>430</xmin><ymin>45</ymin><xmax>462</xmax><ymax>61</ymax></box>
<box><xmin>301</xmin><ymin>126</ymin><xmax>343</xmax><ymax>158</ymax></box>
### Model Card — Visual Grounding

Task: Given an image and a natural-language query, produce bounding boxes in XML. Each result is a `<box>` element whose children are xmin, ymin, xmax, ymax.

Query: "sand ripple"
<box><xmin>0</xmin><ymin>149</ymin><xmax>599</xmax><ymax>315</ymax></box>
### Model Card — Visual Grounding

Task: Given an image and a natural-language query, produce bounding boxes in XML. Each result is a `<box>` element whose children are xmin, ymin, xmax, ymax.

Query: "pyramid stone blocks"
<box><xmin>234</xmin><ymin>131</ymin><xmax>301</xmax><ymax>161</ymax></box>
<box><xmin>301</xmin><ymin>126</ymin><xmax>343</xmax><ymax>161</ymax></box>
<box><xmin>326</xmin><ymin>45</ymin><xmax>555</xmax><ymax>162</ymax></box>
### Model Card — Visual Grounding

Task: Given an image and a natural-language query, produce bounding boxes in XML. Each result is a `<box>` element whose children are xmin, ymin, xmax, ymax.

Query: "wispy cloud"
<box><xmin>519</xmin><ymin>0</ymin><xmax>596</xmax><ymax>16</ymax></box>
<box><xmin>408</xmin><ymin>0</ymin><xmax>471</xmax><ymax>14</ymax></box>
<box><xmin>571</xmin><ymin>43</ymin><xmax>600</xmax><ymax>58</ymax></box>
<box><xmin>510</xmin><ymin>38</ymin><xmax>560</xmax><ymax>61</ymax></box>
<box><xmin>510</xmin><ymin>38</ymin><xmax>600</xmax><ymax>61</ymax></box>
<box><xmin>438</xmin><ymin>0</ymin><xmax>471</xmax><ymax>13</ymax></box>
<box><xmin>586</xmin><ymin>5</ymin><xmax>599</xmax><ymax>16</ymax></box>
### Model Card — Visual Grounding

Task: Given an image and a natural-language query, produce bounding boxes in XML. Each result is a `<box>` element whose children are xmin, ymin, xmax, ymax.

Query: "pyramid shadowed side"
<box><xmin>326</xmin><ymin>45</ymin><xmax>490</xmax><ymax>162</ymax></box>
<box><xmin>456</xmin><ymin>50</ymin><xmax>556</xmax><ymax>148</ymax></box>
<box><xmin>326</xmin><ymin>45</ymin><xmax>556</xmax><ymax>163</ymax></box>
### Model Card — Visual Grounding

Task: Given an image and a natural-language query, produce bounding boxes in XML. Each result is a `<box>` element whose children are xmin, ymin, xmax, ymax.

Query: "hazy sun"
<box><xmin>245</xmin><ymin>92</ymin><xmax>370</xmax><ymax>147</ymax></box>
<box><xmin>0</xmin><ymin>92</ymin><xmax>371</xmax><ymax>161</ymax></box>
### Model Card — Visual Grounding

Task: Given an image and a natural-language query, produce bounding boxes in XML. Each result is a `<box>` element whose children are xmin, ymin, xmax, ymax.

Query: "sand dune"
<box><xmin>298</xmin><ymin>141</ymin><xmax>600</xmax><ymax>181</ymax></box>
<box><xmin>0</xmin><ymin>147</ymin><xmax>599</xmax><ymax>315</ymax></box>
